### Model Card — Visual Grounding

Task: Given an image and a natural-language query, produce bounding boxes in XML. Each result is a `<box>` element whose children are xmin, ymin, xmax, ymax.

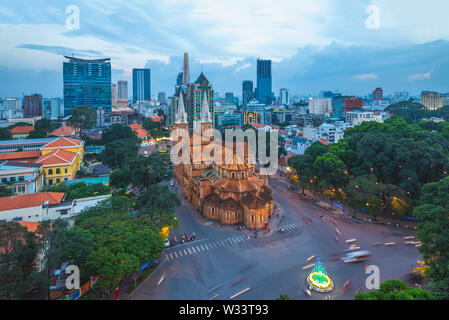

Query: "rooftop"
<box><xmin>43</xmin><ymin>137</ymin><xmax>83</xmax><ymax>149</ymax></box>
<box><xmin>35</xmin><ymin>149</ymin><xmax>77</xmax><ymax>165</ymax></box>
<box><xmin>10</xmin><ymin>126</ymin><xmax>35</xmax><ymax>135</ymax></box>
<box><xmin>0</xmin><ymin>192</ymin><xmax>65</xmax><ymax>211</ymax></box>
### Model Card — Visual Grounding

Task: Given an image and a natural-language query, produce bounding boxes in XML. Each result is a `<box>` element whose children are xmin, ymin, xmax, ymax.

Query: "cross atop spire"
<box><xmin>175</xmin><ymin>90</ymin><xmax>187</xmax><ymax>124</ymax></box>
<box><xmin>200</xmin><ymin>92</ymin><xmax>212</xmax><ymax>123</ymax></box>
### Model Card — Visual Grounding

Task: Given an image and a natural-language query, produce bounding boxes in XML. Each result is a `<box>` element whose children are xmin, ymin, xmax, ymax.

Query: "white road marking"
<box><xmin>204</xmin><ymin>244</ymin><xmax>209</xmax><ymax>250</ymax></box>
<box><xmin>192</xmin><ymin>247</ymin><xmax>196</xmax><ymax>254</ymax></box>
<box><xmin>188</xmin><ymin>248</ymin><xmax>192</xmax><ymax>254</ymax></box>
<box><xmin>165</xmin><ymin>254</ymin><xmax>169</xmax><ymax>261</ymax></box>
<box><xmin>178</xmin><ymin>250</ymin><xmax>182</xmax><ymax>256</ymax></box>
<box><xmin>174</xmin><ymin>252</ymin><xmax>178</xmax><ymax>258</ymax></box>
<box><xmin>184</xmin><ymin>249</ymin><xmax>187</xmax><ymax>255</ymax></box>
<box><xmin>170</xmin><ymin>253</ymin><xmax>173</xmax><ymax>259</ymax></box>
<box><xmin>220</xmin><ymin>241</ymin><xmax>226</xmax><ymax>246</ymax></box>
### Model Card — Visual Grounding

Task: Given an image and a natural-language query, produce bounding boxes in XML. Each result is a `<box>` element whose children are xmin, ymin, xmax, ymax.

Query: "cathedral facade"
<box><xmin>172</xmin><ymin>90</ymin><xmax>274</xmax><ymax>230</ymax></box>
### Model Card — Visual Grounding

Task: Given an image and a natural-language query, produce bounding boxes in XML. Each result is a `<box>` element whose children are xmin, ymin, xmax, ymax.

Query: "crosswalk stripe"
<box><xmin>170</xmin><ymin>253</ymin><xmax>173</xmax><ymax>259</ymax></box>
<box><xmin>184</xmin><ymin>249</ymin><xmax>188</xmax><ymax>255</ymax></box>
<box><xmin>192</xmin><ymin>247</ymin><xmax>196</xmax><ymax>253</ymax></box>
<box><xmin>220</xmin><ymin>241</ymin><xmax>225</xmax><ymax>246</ymax></box>
<box><xmin>231</xmin><ymin>238</ymin><xmax>237</xmax><ymax>244</ymax></box>
<box><xmin>174</xmin><ymin>252</ymin><xmax>178</xmax><ymax>258</ymax></box>
<box><xmin>178</xmin><ymin>250</ymin><xmax>182</xmax><ymax>257</ymax></box>
<box><xmin>165</xmin><ymin>254</ymin><xmax>169</xmax><ymax>261</ymax></box>
<box><xmin>188</xmin><ymin>248</ymin><xmax>192</xmax><ymax>254</ymax></box>
<box><xmin>234</xmin><ymin>237</ymin><xmax>241</xmax><ymax>242</ymax></box>
<box><xmin>204</xmin><ymin>244</ymin><xmax>209</xmax><ymax>250</ymax></box>
<box><xmin>196</xmin><ymin>246</ymin><xmax>201</xmax><ymax>252</ymax></box>
<box><xmin>200</xmin><ymin>245</ymin><xmax>205</xmax><ymax>251</ymax></box>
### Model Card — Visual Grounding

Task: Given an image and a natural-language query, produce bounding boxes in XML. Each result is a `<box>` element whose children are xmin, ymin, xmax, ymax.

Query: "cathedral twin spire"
<box><xmin>200</xmin><ymin>92</ymin><xmax>212</xmax><ymax>123</ymax></box>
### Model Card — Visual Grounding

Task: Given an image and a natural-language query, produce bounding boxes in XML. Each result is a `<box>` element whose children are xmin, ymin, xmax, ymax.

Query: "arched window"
<box><xmin>232</xmin><ymin>172</ymin><xmax>235</xmax><ymax>179</ymax></box>
<box><xmin>48</xmin><ymin>169</ymin><xmax>53</xmax><ymax>175</ymax></box>
<box><xmin>56</xmin><ymin>168</ymin><xmax>61</xmax><ymax>174</ymax></box>
<box><xmin>241</xmin><ymin>172</ymin><xmax>244</xmax><ymax>178</ymax></box>
<box><xmin>211</xmin><ymin>207</ymin><xmax>215</xmax><ymax>216</ymax></box>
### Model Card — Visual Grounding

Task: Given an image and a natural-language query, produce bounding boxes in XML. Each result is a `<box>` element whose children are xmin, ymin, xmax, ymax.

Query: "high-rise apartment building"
<box><xmin>308</xmin><ymin>98</ymin><xmax>332</xmax><ymax>115</ymax></box>
<box><xmin>63</xmin><ymin>56</ymin><xmax>112</xmax><ymax>126</ymax></box>
<box><xmin>421</xmin><ymin>91</ymin><xmax>444</xmax><ymax>110</ymax></box>
<box><xmin>186</xmin><ymin>73</ymin><xmax>214</xmax><ymax>129</ymax></box>
<box><xmin>117</xmin><ymin>80</ymin><xmax>128</xmax><ymax>100</ymax></box>
<box><xmin>256</xmin><ymin>59</ymin><xmax>273</xmax><ymax>105</ymax></box>
<box><xmin>242</xmin><ymin>80</ymin><xmax>254</xmax><ymax>106</ymax></box>
<box><xmin>42</xmin><ymin>98</ymin><xmax>62</xmax><ymax>120</ymax></box>
<box><xmin>132</xmin><ymin>68</ymin><xmax>151</xmax><ymax>103</ymax></box>
<box><xmin>23</xmin><ymin>94</ymin><xmax>42</xmax><ymax>118</ymax></box>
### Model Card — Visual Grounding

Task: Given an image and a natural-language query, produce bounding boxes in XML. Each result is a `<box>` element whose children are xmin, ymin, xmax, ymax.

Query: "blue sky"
<box><xmin>1</xmin><ymin>0</ymin><xmax>449</xmax><ymax>98</ymax></box>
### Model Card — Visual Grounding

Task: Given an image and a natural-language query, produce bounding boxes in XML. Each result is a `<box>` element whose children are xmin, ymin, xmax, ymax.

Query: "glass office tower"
<box><xmin>63</xmin><ymin>56</ymin><xmax>112</xmax><ymax>126</ymax></box>
<box><xmin>132</xmin><ymin>68</ymin><xmax>151</xmax><ymax>103</ymax></box>
<box><xmin>256</xmin><ymin>59</ymin><xmax>273</xmax><ymax>105</ymax></box>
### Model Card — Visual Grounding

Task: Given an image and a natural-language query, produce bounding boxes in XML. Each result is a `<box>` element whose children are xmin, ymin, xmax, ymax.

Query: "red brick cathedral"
<box><xmin>172</xmin><ymin>93</ymin><xmax>274</xmax><ymax>229</ymax></box>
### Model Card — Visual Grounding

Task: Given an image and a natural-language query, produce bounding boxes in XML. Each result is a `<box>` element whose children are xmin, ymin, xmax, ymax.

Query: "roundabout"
<box><xmin>306</xmin><ymin>259</ymin><xmax>334</xmax><ymax>293</ymax></box>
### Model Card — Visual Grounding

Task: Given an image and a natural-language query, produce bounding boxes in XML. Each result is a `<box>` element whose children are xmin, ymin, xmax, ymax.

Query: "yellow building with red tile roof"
<box><xmin>35</xmin><ymin>149</ymin><xmax>80</xmax><ymax>185</ymax></box>
<box><xmin>41</xmin><ymin>137</ymin><xmax>84</xmax><ymax>166</ymax></box>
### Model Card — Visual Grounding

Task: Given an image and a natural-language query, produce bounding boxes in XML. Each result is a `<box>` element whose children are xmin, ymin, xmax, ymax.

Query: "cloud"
<box><xmin>409</xmin><ymin>72</ymin><xmax>431</xmax><ymax>81</ymax></box>
<box><xmin>353</xmin><ymin>73</ymin><xmax>379</xmax><ymax>80</ymax></box>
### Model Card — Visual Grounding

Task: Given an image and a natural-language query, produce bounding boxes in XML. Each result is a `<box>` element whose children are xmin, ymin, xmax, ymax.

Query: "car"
<box><xmin>342</xmin><ymin>250</ymin><xmax>371</xmax><ymax>263</ymax></box>
<box><xmin>169</xmin><ymin>180</ymin><xmax>175</xmax><ymax>186</ymax></box>
<box><xmin>164</xmin><ymin>239</ymin><xmax>170</xmax><ymax>247</ymax></box>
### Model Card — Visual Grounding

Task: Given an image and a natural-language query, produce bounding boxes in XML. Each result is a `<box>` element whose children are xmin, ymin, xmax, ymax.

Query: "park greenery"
<box><xmin>288</xmin><ymin>116</ymin><xmax>449</xmax><ymax>218</ymax></box>
<box><xmin>354</xmin><ymin>280</ymin><xmax>434</xmax><ymax>300</ymax></box>
<box><xmin>143</xmin><ymin>117</ymin><xmax>169</xmax><ymax>139</ymax></box>
<box><xmin>413</xmin><ymin>176</ymin><xmax>449</xmax><ymax>299</ymax></box>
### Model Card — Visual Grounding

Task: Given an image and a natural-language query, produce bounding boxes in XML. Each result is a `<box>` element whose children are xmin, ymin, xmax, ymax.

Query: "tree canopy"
<box><xmin>354</xmin><ymin>279</ymin><xmax>434</xmax><ymax>300</ymax></box>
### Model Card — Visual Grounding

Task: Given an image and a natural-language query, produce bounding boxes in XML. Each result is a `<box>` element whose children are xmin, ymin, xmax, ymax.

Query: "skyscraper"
<box><xmin>373</xmin><ymin>87</ymin><xmax>383</xmax><ymax>101</ymax></box>
<box><xmin>118</xmin><ymin>80</ymin><xmax>128</xmax><ymax>100</ymax></box>
<box><xmin>42</xmin><ymin>98</ymin><xmax>62</xmax><ymax>120</ymax></box>
<box><xmin>158</xmin><ymin>92</ymin><xmax>167</xmax><ymax>105</ymax></box>
<box><xmin>132</xmin><ymin>68</ymin><xmax>151</xmax><ymax>103</ymax></box>
<box><xmin>111</xmin><ymin>84</ymin><xmax>117</xmax><ymax>107</ymax></box>
<box><xmin>279</xmin><ymin>88</ymin><xmax>290</xmax><ymax>105</ymax></box>
<box><xmin>23</xmin><ymin>94</ymin><xmax>42</xmax><ymax>118</ymax></box>
<box><xmin>182</xmin><ymin>53</ymin><xmax>190</xmax><ymax>85</ymax></box>
<box><xmin>242</xmin><ymin>80</ymin><xmax>253</xmax><ymax>106</ymax></box>
<box><xmin>186</xmin><ymin>73</ymin><xmax>214</xmax><ymax>129</ymax></box>
<box><xmin>256</xmin><ymin>59</ymin><xmax>273</xmax><ymax>105</ymax></box>
<box><xmin>225</xmin><ymin>92</ymin><xmax>234</xmax><ymax>104</ymax></box>
<box><xmin>63</xmin><ymin>56</ymin><xmax>112</xmax><ymax>126</ymax></box>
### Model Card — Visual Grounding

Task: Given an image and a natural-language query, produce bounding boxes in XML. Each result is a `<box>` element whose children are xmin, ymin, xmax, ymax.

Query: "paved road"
<box><xmin>130</xmin><ymin>176</ymin><xmax>422</xmax><ymax>300</ymax></box>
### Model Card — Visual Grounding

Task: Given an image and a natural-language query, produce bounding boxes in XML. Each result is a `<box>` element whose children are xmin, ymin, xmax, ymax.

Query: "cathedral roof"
<box><xmin>240</xmin><ymin>192</ymin><xmax>268</xmax><ymax>210</ymax></box>
<box><xmin>222</xmin><ymin>197</ymin><xmax>241</xmax><ymax>210</ymax></box>
<box><xmin>204</xmin><ymin>192</ymin><xmax>222</xmax><ymax>205</ymax></box>
<box><xmin>217</xmin><ymin>151</ymin><xmax>252</xmax><ymax>171</ymax></box>
<box><xmin>259</xmin><ymin>185</ymin><xmax>274</xmax><ymax>202</ymax></box>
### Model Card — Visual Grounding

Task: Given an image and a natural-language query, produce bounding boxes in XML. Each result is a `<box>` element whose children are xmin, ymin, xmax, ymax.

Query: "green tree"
<box><xmin>0</xmin><ymin>127</ymin><xmax>13</xmax><ymax>141</ymax></box>
<box><xmin>101</xmin><ymin>124</ymin><xmax>138</xmax><ymax>145</ymax></box>
<box><xmin>413</xmin><ymin>176</ymin><xmax>449</xmax><ymax>299</ymax></box>
<box><xmin>109</xmin><ymin>168</ymin><xmax>132</xmax><ymax>190</ymax></box>
<box><xmin>46</xmin><ymin>182</ymin><xmax>110</xmax><ymax>201</ymax></box>
<box><xmin>354</xmin><ymin>279</ymin><xmax>435</xmax><ymax>300</ymax></box>
<box><xmin>0</xmin><ymin>222</ymin><xmax>47</xmax><ymax>299</ymax></box>
<box><xmin>136</xmin><ymin>184</ymin><xmax>180</xmax><ymax>228</ymax></box>
<box><xmin>0</xmin><ymin>185</ymin><xmax>13</xmax><ymax>197</ymax></box>
<box><xmin>72</xmin><ymin>196</ymin><xmax>164</xmax><ymax>292</ymax></box>
<box><xmin>101</xmin><ymin>138</ymin><xmax>140</xmax><ymax>169</ymax></box>
<box><xmin>67</xmin><ymin>106</ymin><xmax>97</xmax><ymax>132</ymax></box>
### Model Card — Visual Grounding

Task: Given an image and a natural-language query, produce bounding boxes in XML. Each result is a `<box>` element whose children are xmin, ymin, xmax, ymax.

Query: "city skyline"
<box><xmin>1</xmin><ymin>1</ymin><xmax>449</xmax><ymax>98</ymax></box>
